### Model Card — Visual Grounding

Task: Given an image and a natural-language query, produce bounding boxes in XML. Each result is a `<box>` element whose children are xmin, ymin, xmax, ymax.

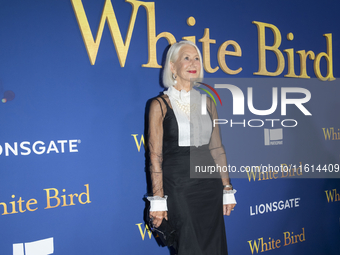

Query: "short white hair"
<box><xmin>162</xmin><ymin>41</ymin><xmax>204</xmax><ymax>88</ymax></box>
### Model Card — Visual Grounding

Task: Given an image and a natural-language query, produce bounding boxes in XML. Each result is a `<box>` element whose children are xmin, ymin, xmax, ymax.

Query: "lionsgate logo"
<box><xmin>264</xmin><ymin>128</ymin><xmax>283</xmax><ymax>146</ymax></box>
<box><xmin>0</xmin><ymin>139</ymin><xmax>80</xmax><ymax>157</ymax></box>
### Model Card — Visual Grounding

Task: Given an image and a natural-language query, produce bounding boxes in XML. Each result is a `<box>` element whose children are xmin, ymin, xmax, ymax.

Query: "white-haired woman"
<box><xmin>147</xmin><ymin>41</ymin><xmax>236</xmax><ymax>255</ymax></box>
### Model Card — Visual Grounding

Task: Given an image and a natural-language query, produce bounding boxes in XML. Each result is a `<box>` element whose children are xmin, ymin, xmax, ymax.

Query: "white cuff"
<box><xmin>147</xmin><ymin>196</ymin><xmax>168</xmax><ymax>211</ymax></box>
<box><xmin>223</xmin><ymin>189</ymin><xmax>237</xmax><ymax>204</ymax></box>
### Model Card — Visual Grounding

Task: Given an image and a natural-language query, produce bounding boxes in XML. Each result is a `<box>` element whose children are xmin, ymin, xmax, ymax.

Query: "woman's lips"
<box><xmin>188</xmin><ymin>70</ymin><xmax>197</xmax><ymax>73</ymax></box>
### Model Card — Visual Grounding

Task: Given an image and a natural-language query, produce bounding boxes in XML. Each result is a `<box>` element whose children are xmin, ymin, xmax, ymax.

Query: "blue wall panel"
<box><xmin>0</xmin><ymin>0</ymin><xmax>339</xmax><ymax>254</ymax></box>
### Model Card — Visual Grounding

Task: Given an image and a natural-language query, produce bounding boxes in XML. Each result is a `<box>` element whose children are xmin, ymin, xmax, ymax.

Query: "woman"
<box><xmin>147</xmin><ymin>40</ymin><xmax>236</xmax><ymax>255</ymax></box>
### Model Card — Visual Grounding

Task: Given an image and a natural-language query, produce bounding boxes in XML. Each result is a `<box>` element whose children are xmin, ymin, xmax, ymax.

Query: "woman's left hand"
<box><xmin>223</xmin><ymin>204</ymin><xmax>236</xmax><ymax>216</ymax></box>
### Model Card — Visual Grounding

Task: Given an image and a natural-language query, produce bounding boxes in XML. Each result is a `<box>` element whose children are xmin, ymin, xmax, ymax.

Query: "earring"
<box><xmin>172</xmin><ymin>73</ymin><xmax>177</xmax><ymax>84</ymax></box>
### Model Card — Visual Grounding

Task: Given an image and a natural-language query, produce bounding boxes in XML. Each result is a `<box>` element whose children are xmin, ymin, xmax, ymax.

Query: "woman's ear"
<box><xmin>170</xmin><ymin>61</ymin><xmax>175</xmax><ymax>74</ymax></box>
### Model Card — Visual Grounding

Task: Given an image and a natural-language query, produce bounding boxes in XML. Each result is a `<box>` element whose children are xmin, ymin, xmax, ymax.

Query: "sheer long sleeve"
<box><xmin>207</xmin><ymin>98</ymin><xmax>237</xmax><ymax>204</ymax></box>
<box><xmin>207</xmin><ymin>97</ymin><xmax>231</xmax><ymax>186</ymax></box>
<box><xmin>148</xmin><ymin>98</ymin><xmax>166</xmax><ymax>198</ymax></box>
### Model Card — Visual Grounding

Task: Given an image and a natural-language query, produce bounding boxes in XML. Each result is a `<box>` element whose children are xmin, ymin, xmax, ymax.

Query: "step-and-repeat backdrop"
<box><xmin>1</xmin><ymin>0</ymin><xmax>339</xmax><ymax>254</ymax></box>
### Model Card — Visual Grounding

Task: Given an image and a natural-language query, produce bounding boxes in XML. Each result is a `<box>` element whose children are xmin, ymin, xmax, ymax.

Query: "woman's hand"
<box><xmin>223</xmin><ymin>204</ymin><xmax>236</xmax><ymax>216</ymax></box>
<box><xmin>150</xmin><ymin>211</ymin><xmax>168</xmax><ymax>228</ymax></box>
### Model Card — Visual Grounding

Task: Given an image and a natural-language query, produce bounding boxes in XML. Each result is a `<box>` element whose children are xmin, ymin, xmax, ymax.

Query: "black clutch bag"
<box><xmin>147</xmin><ymin>215</ymin><xmax>178</xmax><ymax>251</ymax></box>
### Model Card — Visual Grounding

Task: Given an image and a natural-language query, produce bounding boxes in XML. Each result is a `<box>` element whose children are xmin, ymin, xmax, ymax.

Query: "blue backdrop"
<box><xmin>1</xmin><ymin>0</ymin><xmax>339</xmax><ymax>254</ymax></box>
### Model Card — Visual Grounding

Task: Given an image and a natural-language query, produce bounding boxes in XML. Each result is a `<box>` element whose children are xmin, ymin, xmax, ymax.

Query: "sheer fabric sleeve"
<box><xmin>148</xmin><ymin>98</ymin><xmax>166</xmax><ymax>198</ymax></box>
<box><xmin>207</xmin><ymin>98</ymin><xmax>237</xmax><ymax>204</ymax></box>
<box><xmin>207</xmin><ymin>97</ymin><xmax>231</xmax><ymax>186</ymax></box>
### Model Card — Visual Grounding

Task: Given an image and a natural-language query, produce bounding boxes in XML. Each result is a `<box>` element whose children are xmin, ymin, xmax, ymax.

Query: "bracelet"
<box><xmin>223</xmin><ymin>189</ymin><xmax>237</xmax><ymax>194</ymax></box>
<box><xmin>223</xmin><ymin>184</ymin><xmax>233</xmax><ymax>189</ymax></box>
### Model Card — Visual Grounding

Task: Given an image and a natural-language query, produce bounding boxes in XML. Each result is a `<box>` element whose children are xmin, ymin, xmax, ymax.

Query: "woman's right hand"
<box><xmin>150</xmin><ymin>211</ymin><xmax>168</xmax><ymax>228</ymax></box>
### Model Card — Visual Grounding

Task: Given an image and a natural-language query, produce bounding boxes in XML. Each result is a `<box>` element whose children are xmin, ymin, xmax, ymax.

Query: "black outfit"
<box><xmin>149</xmin><ymin>95</ymin><xmax>228</xmax><ymax>255</ymax></box>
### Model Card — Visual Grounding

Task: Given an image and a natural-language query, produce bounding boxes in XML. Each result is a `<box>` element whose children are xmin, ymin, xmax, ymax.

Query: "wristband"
<box><xmin>147</xmin><ymin>196</ymin><xmax>168</xmax><ymax>211</ymax></box>
<box><xmin>223</xmin><ymin>189</ymin><xmax>237</xmax><ymax>205</ymax></box>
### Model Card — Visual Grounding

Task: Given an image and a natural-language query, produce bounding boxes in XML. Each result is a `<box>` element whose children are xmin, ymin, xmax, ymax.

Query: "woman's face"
<box><xmin>170</xmin><ymin>45</ymin><xmax>201</xmax><ymax>86</ymax></box>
